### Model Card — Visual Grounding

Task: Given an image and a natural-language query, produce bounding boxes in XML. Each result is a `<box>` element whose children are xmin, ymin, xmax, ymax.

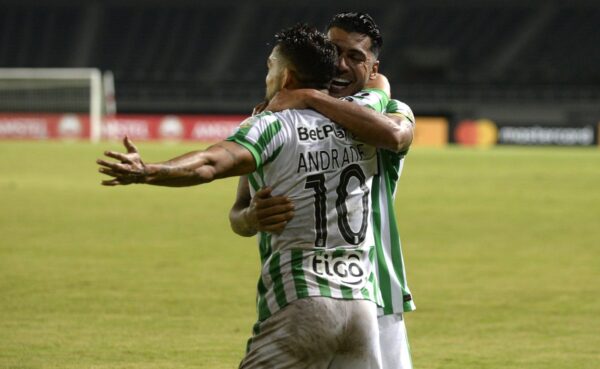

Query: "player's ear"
<box><xmin>369</xmin><ymin>60</ymin><xmax>380</xmax><ymax>80</ymax></box>
<box><xmin>281</xmin><ymin>67</ymin><xmax>295</xmax><ymax>88</ymax></box>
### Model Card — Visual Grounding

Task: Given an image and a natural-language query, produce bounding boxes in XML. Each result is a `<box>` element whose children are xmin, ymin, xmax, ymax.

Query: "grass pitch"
<box><xmin>0</xmin><ymin>141</ymin><xmax>599</xmax><ymax>369</ymax></box>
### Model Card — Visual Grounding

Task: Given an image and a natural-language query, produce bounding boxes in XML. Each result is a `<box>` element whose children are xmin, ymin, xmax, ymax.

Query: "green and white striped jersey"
<box><xmin>374</xmin><ymin>99</ymin><xmax>417</xmax><ymax>315</ymax></box>
<box><xmin>228</xmin><ymin>89</ymin><xmax>388</xmax><ymax>322</ymax></box>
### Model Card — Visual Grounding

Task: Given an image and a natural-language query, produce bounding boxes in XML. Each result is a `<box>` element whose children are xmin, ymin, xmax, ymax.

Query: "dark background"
<box><xmin>1</xmin><ymin>0</ymin><xmax>599</xmax><ymax>126</ymax></box>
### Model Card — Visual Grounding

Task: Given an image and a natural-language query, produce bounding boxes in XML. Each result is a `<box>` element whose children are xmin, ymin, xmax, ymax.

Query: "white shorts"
<box><xmin>240</xmin><ymin>297</ymin><xmax>382</xmax><ymax>369</ymax></box>
<box><xmin>378</xmin><ymin>314</ymin><xmax>412</xmax><ymax>369</ymax></box>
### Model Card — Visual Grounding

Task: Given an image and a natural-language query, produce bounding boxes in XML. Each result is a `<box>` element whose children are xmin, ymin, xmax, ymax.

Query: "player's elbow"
<box><xmin>380</xmin><ymin>117</ymin><xmax>412</xmax><ymax>152</ymax></box>
<box><xmin>389</xmin><ymin>129</ymin><xmax>413</xmax><ymax>153</ymax></box>
<box><xmin>194</xmin><ymin>166</ymin><xmax>217</xmax><ymax>183</ymax></box>
<box><xmin>228</xmin><ymin>207</ymin><xmax>257</xmax><ymax>237</ymax></box>
<box><xmin>229</xmin><ymin>216</ymin><xmax>255</xmax><ymax>237</ymax></box>
<box><xmin>384</xmin><ymin>115</ymin><xmax>414</xmax><ymax>152</ymax></box>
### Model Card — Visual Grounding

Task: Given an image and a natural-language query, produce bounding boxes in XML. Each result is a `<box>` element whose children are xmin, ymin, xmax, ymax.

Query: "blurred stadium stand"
<box><xmin>0</xmin><ymin>0</ymin><xmax>598</xmax><ymax>124</ymax></box>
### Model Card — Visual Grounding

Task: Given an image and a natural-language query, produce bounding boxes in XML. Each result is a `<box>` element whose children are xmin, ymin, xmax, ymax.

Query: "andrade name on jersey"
<box><xmin>297</xmin><ymin>145</ymin><xmax>366</xmax><ymax>174</ymax></box>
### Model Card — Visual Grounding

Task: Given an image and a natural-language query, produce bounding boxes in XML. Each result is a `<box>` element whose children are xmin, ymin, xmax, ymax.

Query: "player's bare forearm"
<box><xmin>229</xmin><ymin>177</ymin><xmax>258</xmax><ymax>237</ymax></box>
<box><xmin>145</xmin><ymin>142</ymin><xmax>256</xmax><ymax>186</ymax></box>
<box><xmin>98</xmin><ymin>139</ymin><xmax>255</xmax><ymax>187</ymax></box>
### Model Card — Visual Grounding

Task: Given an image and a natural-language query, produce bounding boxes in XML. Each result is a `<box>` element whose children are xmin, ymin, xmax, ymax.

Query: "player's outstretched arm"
<box><xmin>97</xmin><ymin>136</ymin><xmax>255</xmax><ymax>187</ymax></box>
<box><xmin>229</xmin><ymin>177</ymin><xmax>295</xmax><ymax>237</ymax></box>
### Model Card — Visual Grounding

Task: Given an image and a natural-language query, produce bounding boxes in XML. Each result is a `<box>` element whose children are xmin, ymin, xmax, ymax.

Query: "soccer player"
<box><xmin>229</xmin><ymin>12</ymin><xmax>416</xmax><ymax>369</ymax></box>
<box><xmin>98</xmin><ymin>24</ymin><xmax>396</xmax><ymax>368</ymax></box>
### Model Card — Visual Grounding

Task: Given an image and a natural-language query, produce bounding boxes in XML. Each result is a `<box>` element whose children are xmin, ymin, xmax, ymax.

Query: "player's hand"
<box><xmin>97</xmin><ymin>136</ymin><xmax>147</xmax><ymax>186</ymax></box>
<box><xmin>365</xmin><ymin>73</ymin><xmax>391</xmax><ymax>97</ymax></box>
<box><xmin>252</xmin><ymin>100</ymin><xmax>269</xmax><ymax>115</ymax></box>
<box><xmin>247</xmin><ymin>187</ymin><xmax>295</xmax><ymax>235</ymax></box>
<box><xmin>265</xmin><ymin>89</ymin><xmax>310</xmax><ymax>112</ymax></box>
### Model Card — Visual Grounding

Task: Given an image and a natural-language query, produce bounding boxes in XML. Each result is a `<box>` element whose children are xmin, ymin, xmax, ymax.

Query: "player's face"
<box><xmin>327</xmin><ymin>27</ymin><xmax>379</xmax><ymax>98</ymax></box>
<box><xmin>265</xmin><ymin>46</ymin><xmax>286</xmax><ymax>101</ymax></box>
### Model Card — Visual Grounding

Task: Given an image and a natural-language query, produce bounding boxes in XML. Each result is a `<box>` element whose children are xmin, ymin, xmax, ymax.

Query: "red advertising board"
<box><xmin>101</xmin><ymin>114</ymin><xmax>247</xmax><ymax>141</ymax></box>
<box><xmin>0</xmin><ymin>113</ymin><xmax>248</xmax><ymax>142</ymax></box>
<box><xmin>0</xmin><ymin>113</ymin><xmax>91</xmax><ymax>140</ymax></box>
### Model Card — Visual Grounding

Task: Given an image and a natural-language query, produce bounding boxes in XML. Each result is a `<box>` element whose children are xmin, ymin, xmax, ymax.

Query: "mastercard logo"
<box><xmin>455</xmin><ymin>119</ymin><xmax>498</xmax><ymax>147</ymax></box>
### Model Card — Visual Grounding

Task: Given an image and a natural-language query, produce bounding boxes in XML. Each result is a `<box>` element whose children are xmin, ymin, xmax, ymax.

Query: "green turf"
<box><xmin>1</xmin><ymin>142</ymin><xmax>599</xmax><ymax>368</ymax></box>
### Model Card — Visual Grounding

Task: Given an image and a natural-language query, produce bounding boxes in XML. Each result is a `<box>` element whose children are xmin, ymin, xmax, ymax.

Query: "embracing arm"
<box><xmin>266</xmin><ymin>74</ymin><xmax>412</xmax><ymax>152</ymax></box>
<box><xmin>97</xmin><ymin>137</ymin><xmax>256</xmax><ymax>186</ymax></box>
<box><xmin>229</xmin><ymin>176</ymin><xmax>295</xmax><ymax>237</ymax></box>
<box><xmin>229</xmin><ymin>177</ymin><xmax>257</xmax><ymax>236</ymax></box>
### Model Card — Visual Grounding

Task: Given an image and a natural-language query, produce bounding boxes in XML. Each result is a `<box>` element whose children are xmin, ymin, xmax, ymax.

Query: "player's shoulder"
<box><xmin>272</xmin><ymin>108</ymin><xmax>326</xmax><ymax>125</ymax></box>
<box><xmin>386</xmin><ymin>99</ymin><xmax>415</xmax><ymax>124</ymax></box>
<box><xmin>240</xmin><ymin>111</ymin><xmax>279</xmax><ymax>128</ymax></box>
<box><xmin>230</xmin><ymin>111</ymin><xmax>287</xmax><ymax>140</ymax></box>
<box><xmin>341</xmin><ymin>88</ymin><xmax>389</xmax><ymax>112</ymax></box>
<box><xmin>342</xmin><ymin>88</ymin><xmax>389</xmax><ymax>102</ymax></box>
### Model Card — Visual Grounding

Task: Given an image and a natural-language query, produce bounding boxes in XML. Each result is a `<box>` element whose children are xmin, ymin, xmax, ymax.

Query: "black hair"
<box><xmin>327</xmin><ymin>12</ymin><xmax>383</xmax><ymax>57</ymax></box>
<box><xmin>274</xmin><ymin>24</ymin><xmax>337</xmax><ymax>90</ymax></box>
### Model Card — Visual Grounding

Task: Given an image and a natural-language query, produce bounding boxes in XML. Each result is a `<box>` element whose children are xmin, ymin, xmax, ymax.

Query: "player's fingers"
<box><xmin>104</xmin><ymin>150</ymin><xmax>133</xmax><ymax>164</ymax></box>
<box><xmin>254</xmin><ymin>187</ymin><xmax>272</xmax><ymax>198</ymax></box>
<box><xmin>252</xmin><ymin>100</ymin><xmax>268</xmax><ymax>115</ymax></box>
<box><xmin>98</xmin><ymin>167</ymin><xmax>122</xmax><ymax>178</ymax></box>
<box><xmin>256</xmin><ymin>203</ymin><xmax>295</xmax><ymax>218</ymax></box>
<box><xmin>255</xmin><ymin>196</ymin><xmax>293</xmax><ymax>210</ymax></box>
<box><xmin>258</xmin><ymin>212</ymin><xmax>294</xmax><ymax>227</ymax></box>
<box><xmin>96</xmin><ymin>159</ymin><xmax>134</xmax><ymax>173</ymax></box>
<box><xmin>124</xmin><ymin>136</ymin><xmax>139</xmax><ymax>154</ymax></box>
<box><xmin>259</xmin><ymin>222</ymin><xmax>288</xmax><ymax>235</ymax></box>
<box><xmin>101</xmin><ymin>178</ymin><xmax>123</xmax><ymax>186</ymax></box>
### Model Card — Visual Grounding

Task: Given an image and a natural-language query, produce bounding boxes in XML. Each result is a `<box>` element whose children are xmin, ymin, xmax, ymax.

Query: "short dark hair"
<box><xmin>327</xmin><ymin>12</ymin><xmax>383</xmax><ymax>57</ymax></box>
<box><xmin>274</xmin><ymin>24</ymin><xmax>337</xmax><ymax>90</ymax></box>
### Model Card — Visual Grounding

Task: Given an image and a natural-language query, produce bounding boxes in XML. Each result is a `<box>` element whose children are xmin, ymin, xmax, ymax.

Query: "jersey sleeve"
<box><xmin>341</xmin><ymin>88</ymin><xmax>389</xmax><ymax>113</ymax></box>
<box><xmin>386</xmin><ymin>99</ymin><xmax>415</xmax><ymax>125</ymax></box>
<box><xmin>384</xmin><ymin>99</ymin><xmax>415</xmax><ymax>157</ymax></box>
<box><xmin>226</xmin><ymin>112</ymin><xmax>287</xmax><ymax>170</ymax></box>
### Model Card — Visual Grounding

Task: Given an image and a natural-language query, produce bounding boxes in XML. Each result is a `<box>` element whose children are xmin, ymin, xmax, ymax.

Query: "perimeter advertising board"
<box><xmin>0</xmin><ymin>114</ymin><xmax>246</xmax><ymax>142</ymax></box>
<box><xmin>454</xmin><ymin>119</ymin><xmax>598</xmax><ymax>146</ymax></box>
<box><xmin>0</xmin><ymin>113</ymin><xmax>451</xmax><ymax>147</ymax></box>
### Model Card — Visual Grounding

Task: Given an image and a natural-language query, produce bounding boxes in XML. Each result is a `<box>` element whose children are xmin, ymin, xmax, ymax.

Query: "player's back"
<box><xmin>233</xmin><ymin>108</ymin><xmax>384</xmax><ymax>369</ymax></box>
<box><xmin>262</xmin><ymin>108</ymin><xmax>378</xmax><ymax>254</ymax></box>
<box><xmin>229</xmin><ymin>108</ymin><xmax>382</xmax><ymax>322</ymax></box>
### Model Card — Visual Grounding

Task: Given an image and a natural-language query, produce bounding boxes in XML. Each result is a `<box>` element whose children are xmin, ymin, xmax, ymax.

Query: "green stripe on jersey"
<box><xmin>255</xmin><ymin>120</ymin><xmax>282</xmax><ymax>159</ymax></box>
<box><xmin>387</xmin><ymin>99</ymin><xmax>398</xmax><ymax>113</ymax></box>
<box><xmin>257</xmin><ymin>277</ymin><xmax>271</xmax><ymax>322</ymax></box>
<box><xmin>360</xmin><ymin>88</ymin><xmax>389</xmax><ymax>112</ymax></box>
<box><xmin>316</xmin><ymin>276</ymin><xmax>332</xmax><ymax>298</ymax></box>
<box><xmin>269</xmin><ymin>253</ymin><xmax>287</xmax><ymax>309</ymax></box>
<box><xmin>230</xmin><ymin>136</ymin><xmax>263</xmax><ymax>167</ymax></box>
<box><xmin>247</xmin><ymin>173</ymin><xmax>260</xmax><ymax>192</ymax></box>
<box><xmin>258</xmin><ymin>232</ymin><xmax>272</xmax><ymax>264</ymax></box>
<box><xmin>291</xmin><ymin>249</ymin><xmax>309</xmax><ymax>299</ymax></box>
<box><xmin>340</xmin><ymin>285</ymin><xmax>354</xmax><ymax>299</ymax></box>
<box><xmin>361</xmin><ymin>271</ymin><xmax>375</xmax><ymax>300</ymax></box>
<box><xmin>379</xmin><ymin>150</ymin><xmax>402</xmax><ymax>185</ymax></box>
<box><xmin>371</xmin><ymin>166</ymin><xmax>394</xmax><ymax>315</ymax></box>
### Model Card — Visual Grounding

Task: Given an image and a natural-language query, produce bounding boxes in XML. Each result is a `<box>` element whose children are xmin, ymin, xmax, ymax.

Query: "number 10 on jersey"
<box><xmin>304</xmin><ymin>163</ymin><xmax>370</xmax><ymax>248</ymax></box>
